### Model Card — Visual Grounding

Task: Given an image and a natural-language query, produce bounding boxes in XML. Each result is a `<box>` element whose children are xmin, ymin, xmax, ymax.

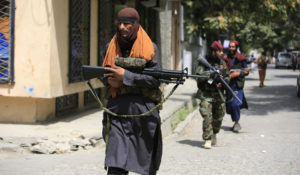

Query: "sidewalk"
<box><xmin>0</xmin><ymin>79</ymin><xmax>199</xmax><ymax>154</ymax></box>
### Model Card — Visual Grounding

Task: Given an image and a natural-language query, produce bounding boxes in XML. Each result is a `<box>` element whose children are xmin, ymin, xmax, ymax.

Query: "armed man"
<box><xmin>195</xmin><ymin>41</ymin><xmax>229</xmax><ymax>149</ymax></box>
<box><xmin>100</xmin><ymin>8</ymin><xmax>162</xmax><ymax>175</ymax></box>
<box><xmin>223</xmin><ymin>40</ymin><xmax>248</xmax><ymax>132</ymax></box>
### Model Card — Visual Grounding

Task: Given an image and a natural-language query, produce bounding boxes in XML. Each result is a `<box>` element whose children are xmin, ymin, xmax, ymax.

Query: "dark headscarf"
<box><xmin>210</xmin><ymin>41</ymin><xmax>223</xmax><ymax>51</ymax></box>
<box><xmin>208</xmin><ymin>41</ymin><xmax>223</xmax><ymax>62</ymax></box>
<box><xmin>230</xmin><ymin>40</ymin><xmax>239</xmax><ymax>47</ymax></box>
<box><xmin>116</xmin><ymin>8</ymin><xmax>140</xmax><ymax>50</ymax></box>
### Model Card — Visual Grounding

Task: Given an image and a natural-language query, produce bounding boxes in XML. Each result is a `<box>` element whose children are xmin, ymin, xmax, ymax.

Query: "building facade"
<box><xmin>0</xmin><ymin>0</ymin><xmax>181</xmax><ymax>123</ymax></box>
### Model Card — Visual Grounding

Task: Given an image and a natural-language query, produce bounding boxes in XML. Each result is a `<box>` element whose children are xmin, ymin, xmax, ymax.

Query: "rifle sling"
<box><xmin>86</xmin><ymin>81</ymin><xmax>180</xmax><ymax>143</ymax></box>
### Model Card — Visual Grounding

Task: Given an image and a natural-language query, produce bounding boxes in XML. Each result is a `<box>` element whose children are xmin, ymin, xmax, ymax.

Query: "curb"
<box><xmin>173</xmin><ymin>107</ymin><xmax>200</xmax><ymax>135</ymax></box>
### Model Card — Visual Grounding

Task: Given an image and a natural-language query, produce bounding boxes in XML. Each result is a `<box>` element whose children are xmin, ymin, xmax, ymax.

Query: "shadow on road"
<box><xmin>221</xmin><ymin>126</ymin><xmax>233</xmax><ymax>131</ymax></box>
<box><xmin>177</xmin><ymin>139</ymin><xmax>204</xmax><ymax>148</ymax></box>
<box><xmin>244</xmin><ymin>85</ymin><xmax>300</xmax><ymax>116</ymax></box>
<box><xmin>275</xmin><ymin>75</ymin><xmax>298</xmax><ymax>79</ymax></box>
<box><xmin>40</xmin><ymin>108</ymin><xmax>101</xmax><ymax>125</ymax></box>
<box><xmin>245</xmin><ymin>77</ymin><xmax>259</xmax><ymax>81</ymax></box>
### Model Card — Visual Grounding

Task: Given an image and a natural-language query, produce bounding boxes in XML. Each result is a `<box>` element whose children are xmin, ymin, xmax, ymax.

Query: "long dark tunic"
<box><xmin>101</xmin><ymin>43</ymin><xmax>162</xmax><ymax>175</ymax></box>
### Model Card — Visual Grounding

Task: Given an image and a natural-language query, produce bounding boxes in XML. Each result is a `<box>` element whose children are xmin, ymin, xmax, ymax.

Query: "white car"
<box><xmin>275</xmin><ymin>52</ymin><xmax>292</xmax><ymax>69</ymax></box>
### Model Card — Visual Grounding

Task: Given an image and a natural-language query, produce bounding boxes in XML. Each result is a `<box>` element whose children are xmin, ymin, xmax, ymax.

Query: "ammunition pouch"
<box><xmin>232</xmin><ymin>62</ymin><xmax>246</xmax><ymax>89</ymax></box>
<box><xmin>112</xmin><ymin>57</ymin><xmax>164</xmax><ymax>109</ymax></box>
<box><xmin>236</xmin><ymin>76</ymin><xmax>245</xmax><ymax>89</ymax></box>
<box><xmin>198</xmin><ymin>82</ymin><xmax>216</xmax><ymax>92</ymax></box>
<box><xmin>115</xmin><ymin>57</ymin><xmax>147</xmax><ymax>69</ymax></box>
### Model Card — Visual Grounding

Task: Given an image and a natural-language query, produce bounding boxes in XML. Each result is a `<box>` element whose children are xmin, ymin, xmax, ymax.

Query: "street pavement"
<box><xmin>0</xmin><ymin>78</ymin><xmax>198</xmax><ymax>154</ymax></box>
<box><xmin>1</xmin><ymin>64</ymin><xmax>300</xmax><ymax>175</ymax></box>
<box><xmin>159</xmin><ymin>64</ymin><xmax>300</xmax><ymax>175</ymax></box>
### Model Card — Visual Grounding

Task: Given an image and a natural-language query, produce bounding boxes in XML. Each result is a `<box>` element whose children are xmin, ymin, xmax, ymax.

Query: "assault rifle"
<box><xmin>198</xmin><ymin>57</ymin><xmax>243</xmax><ymax>104</ymax></box>
<box><xmin>81</xmin><ymin>65</ymin><xmax>207</xmax><ymax>84</ymax></box>
<box><xmin>230</xmin><ymin>68</ymin><xmax>251</xmax><ymax>74</ymax></box>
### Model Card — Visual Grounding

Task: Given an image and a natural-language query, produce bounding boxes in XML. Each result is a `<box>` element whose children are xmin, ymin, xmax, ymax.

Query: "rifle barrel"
<box><xmin>219</xmin><ymin>78</ymin><xmax>242</xmax><ymax>104</ymax></box>
<box><xmin>187</xmin><ymin>74</ymin><xmax>208</xmax><ymax>79</ymax></box>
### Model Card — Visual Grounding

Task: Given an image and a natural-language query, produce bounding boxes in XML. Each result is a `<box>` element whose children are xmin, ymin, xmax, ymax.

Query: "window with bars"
<box><xmin>56</xmin><ymin>93</ymin><xmax>78</xmax><ymax>116</ymax></box>
<box><xmin>69</xmin><ymin>0</ymin><xmax>90</xmax><ymax>82</ymax></box>
<box><xmin>0</xmin><ymin>0</ymin><xmax>14</xmax><ymax>84</ymax></box>
<box><xmin>84</xmin><ymin>88</ymin><xmax>101</xmax><ymax>106</ymax></box>
<box><xmin>98</xmin><ymin>0</ymin><xmax>114</xmax><ymax>65</ymax></box>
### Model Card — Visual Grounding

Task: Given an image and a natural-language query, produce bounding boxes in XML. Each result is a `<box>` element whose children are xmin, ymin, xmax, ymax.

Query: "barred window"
<box><xmin>0</xmin><ymin>0</ymin><xmax>14</xmax><ymax>84</ymax></box>
<box><xmin>98</xmin><ymin>0</ymin><xmax>114</xmax><ymax>65</ymax></box>
<box><xmin>69</xmin><ymin>0</ymin><xmax>90</xmax><ymax>82</ymax></box>
<box><xmin>84</xmin><ymin>88</ymin><xmax>101</xmax><ymax>106</ymax></box>
<box><xmin>56</xmin><ymin>93</ymin><xmax>78</xmax><ymax>117</ymax></box>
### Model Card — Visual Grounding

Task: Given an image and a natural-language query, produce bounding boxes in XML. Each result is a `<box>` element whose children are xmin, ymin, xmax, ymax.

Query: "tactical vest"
<box><xmin>197</xmin><ymin>59</ymin><xmax>227</xmax><ymax>92</ymax></box>
<box><xmin>195</xmin><ymin>57</ymin><xmax>228</xmax><ymax>102</ymax></box>
<box><xmin>110</xmin><ymin>57</ymin><xmax>164</xmax><ymax>108</ymax></box>
<box><xmin>231</xmin><ymin>59</ymin><xmax>246</xmax><ymax>89</ymax></box>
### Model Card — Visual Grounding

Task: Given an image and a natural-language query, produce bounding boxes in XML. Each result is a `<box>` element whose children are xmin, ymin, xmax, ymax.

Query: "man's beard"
<box><xmin>229</xmin><ymin>50</ymin><xmax>236</xmax><ymax>57</ymax></box>
<box><xmin>116</xmin><ymin>24</ymin><xmax>138</xmax><ymax>50</ymax></box>
<box><xmin>211</xmin><ymin>54</ymin><xmax>219</xmax><ymax>62</ymax></box>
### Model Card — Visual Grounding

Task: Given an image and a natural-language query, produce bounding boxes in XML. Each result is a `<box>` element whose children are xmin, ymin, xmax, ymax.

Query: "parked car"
<box><xmin>297</xmin><ymin>73</ymin><xmax>300</xmax><ymax>97</ymax></box>
<box><xmin>275</xmin><ymin>52</ymin><xmax>292</xmax><ymax>69</ymax></box>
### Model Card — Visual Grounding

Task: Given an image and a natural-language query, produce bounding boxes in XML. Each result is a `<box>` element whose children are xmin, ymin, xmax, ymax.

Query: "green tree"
<box><xmin>182</xmin><ymin>0</ymin><xmax>300</xmax><ymax>54</ymax></box>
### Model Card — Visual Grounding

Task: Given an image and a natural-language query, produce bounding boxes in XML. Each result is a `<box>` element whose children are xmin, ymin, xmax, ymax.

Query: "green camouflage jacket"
<box><xmin>194</xmin><ymin>56</ymin><xmax>230</xmax><ymax>102</ymax></box>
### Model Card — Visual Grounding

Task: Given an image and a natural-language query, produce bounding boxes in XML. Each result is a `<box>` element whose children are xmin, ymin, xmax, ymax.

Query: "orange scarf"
<box><xmin>103</xmin><ymin>25</ymin><xmax>155</xmax><ymax>97</ymax></box>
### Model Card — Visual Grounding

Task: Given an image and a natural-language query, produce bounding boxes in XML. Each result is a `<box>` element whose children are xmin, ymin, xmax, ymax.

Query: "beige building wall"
<box><xmin>0</xmin><ymin>0</ymin><xmax>102</xmax><ymax>123</ymax></box>
<box><xmin>50</xmin><ymin>0</ymin><xmax>101</xmax><ymax>98</ymax></box>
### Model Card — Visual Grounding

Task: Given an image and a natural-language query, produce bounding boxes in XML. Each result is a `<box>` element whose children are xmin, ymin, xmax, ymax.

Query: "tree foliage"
<box><xmin>182</xmin><ymin>0</ymin><xmax>300</xmax><ymax>54</ymax></box>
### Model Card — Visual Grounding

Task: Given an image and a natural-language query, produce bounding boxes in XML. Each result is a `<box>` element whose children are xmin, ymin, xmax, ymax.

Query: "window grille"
<box><xmin>98</xmin><ymin>0</ymin><xmax>114</xmax><ymax>65</ymax></box>
<box><xmin>56</xmin><ymin>93</ymin><xmax>78</xmax><ymax>116</ymax></box>
<box><xmin>84</xmin><ymin>88</ymin><xmax>101</xmax><ymax>106</ymax></box>
<box><xmin>0</xmin><ymin>0</ymin><xmax>14</xmax><ymax>84</ymax></box>
<box><xmin>69</xmin><ymin>0</ymin><xmax>90</xmax><ymax>82</ymax></box>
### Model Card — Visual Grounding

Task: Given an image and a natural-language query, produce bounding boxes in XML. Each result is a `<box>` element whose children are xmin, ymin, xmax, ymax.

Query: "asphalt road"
<box><xmin>159</xmin><ymin>65</ymin><xmax>300</xmax><ymax>175</ymax></box>
<box><xmin>1</xmin><ymin>64</ymin><xmax>300</xmax><ymax>175</ymax></box>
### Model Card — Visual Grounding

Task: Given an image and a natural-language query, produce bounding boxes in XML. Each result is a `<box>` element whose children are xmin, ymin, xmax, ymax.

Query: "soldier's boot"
<box><xmin>204</xmin><ymin>140</ymin><xmax>212</xmax><ymax>149</ymax></box>
<box><xmin>233</xmin><ymin>123</ymin><xmax>241</xmax><ymax>132</ymax></box>
<box><xmin>211</xmin><ymin>134</ymin><xmax>217</xmax><ymax>146</ymax></box>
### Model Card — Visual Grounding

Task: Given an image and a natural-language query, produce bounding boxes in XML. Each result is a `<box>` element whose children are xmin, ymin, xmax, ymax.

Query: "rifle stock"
<box><xmin>81</xmin><ymin>65</ymin><xmax>112</xmax><ymax>81</ymax></box>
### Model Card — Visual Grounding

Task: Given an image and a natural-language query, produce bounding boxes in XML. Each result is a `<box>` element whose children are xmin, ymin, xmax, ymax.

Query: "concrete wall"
<box><xmin>0</xmin><ymin>0</ymin><xmax>101</xmax><ymax>98</ymax></box>
<box><xmin>181</xmin><ymin>38</ymin><xmax>207</xmax><ymax>74</ymax></box>
<box><xmin>0</xmin><ymin>0</ymin><xmax>52</xmax><ymax>98</ymax></box>
<box><xmin>0</xmin><ymin>96</ymin><xmax>55</xmax><ymax>123</ymax></box>
<box><xmin>154</xmin><ymin>9</ymin><xmax>172</xmax><ymax>70</ymax></box>
<box><xmin>0</xmin><ymin>0</ymin><xmax>102</xmax><ymax>123</ymax></box>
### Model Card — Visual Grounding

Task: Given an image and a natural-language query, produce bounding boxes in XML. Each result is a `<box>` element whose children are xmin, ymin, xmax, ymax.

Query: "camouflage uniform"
<box><xmin>195</xmin><ymin>56</ymin><xmax>229</xmax><ymax>141</ymax></box>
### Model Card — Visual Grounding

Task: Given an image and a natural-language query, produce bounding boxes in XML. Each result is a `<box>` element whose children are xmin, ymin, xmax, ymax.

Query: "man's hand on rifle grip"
<box><xmin>104</xmin><ymin>66</ymin><xmax>125</xmax><ymax>81</ymax></box>
<box><xmin>217</xmin><ymin>74</ymin><xmax>223</xmax><ymax>87</ymax></box>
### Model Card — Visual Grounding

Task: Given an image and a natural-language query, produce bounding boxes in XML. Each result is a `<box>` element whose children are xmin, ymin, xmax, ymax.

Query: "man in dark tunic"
<box><xmin>101</xmin><ymin>8</ymin><xmax>162</xmax><ymax>175</ymax></box>
<box><xmin>223</xmin><ymin>40</ymin><xmax>248</xmax><ymax>132</ymax></box>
